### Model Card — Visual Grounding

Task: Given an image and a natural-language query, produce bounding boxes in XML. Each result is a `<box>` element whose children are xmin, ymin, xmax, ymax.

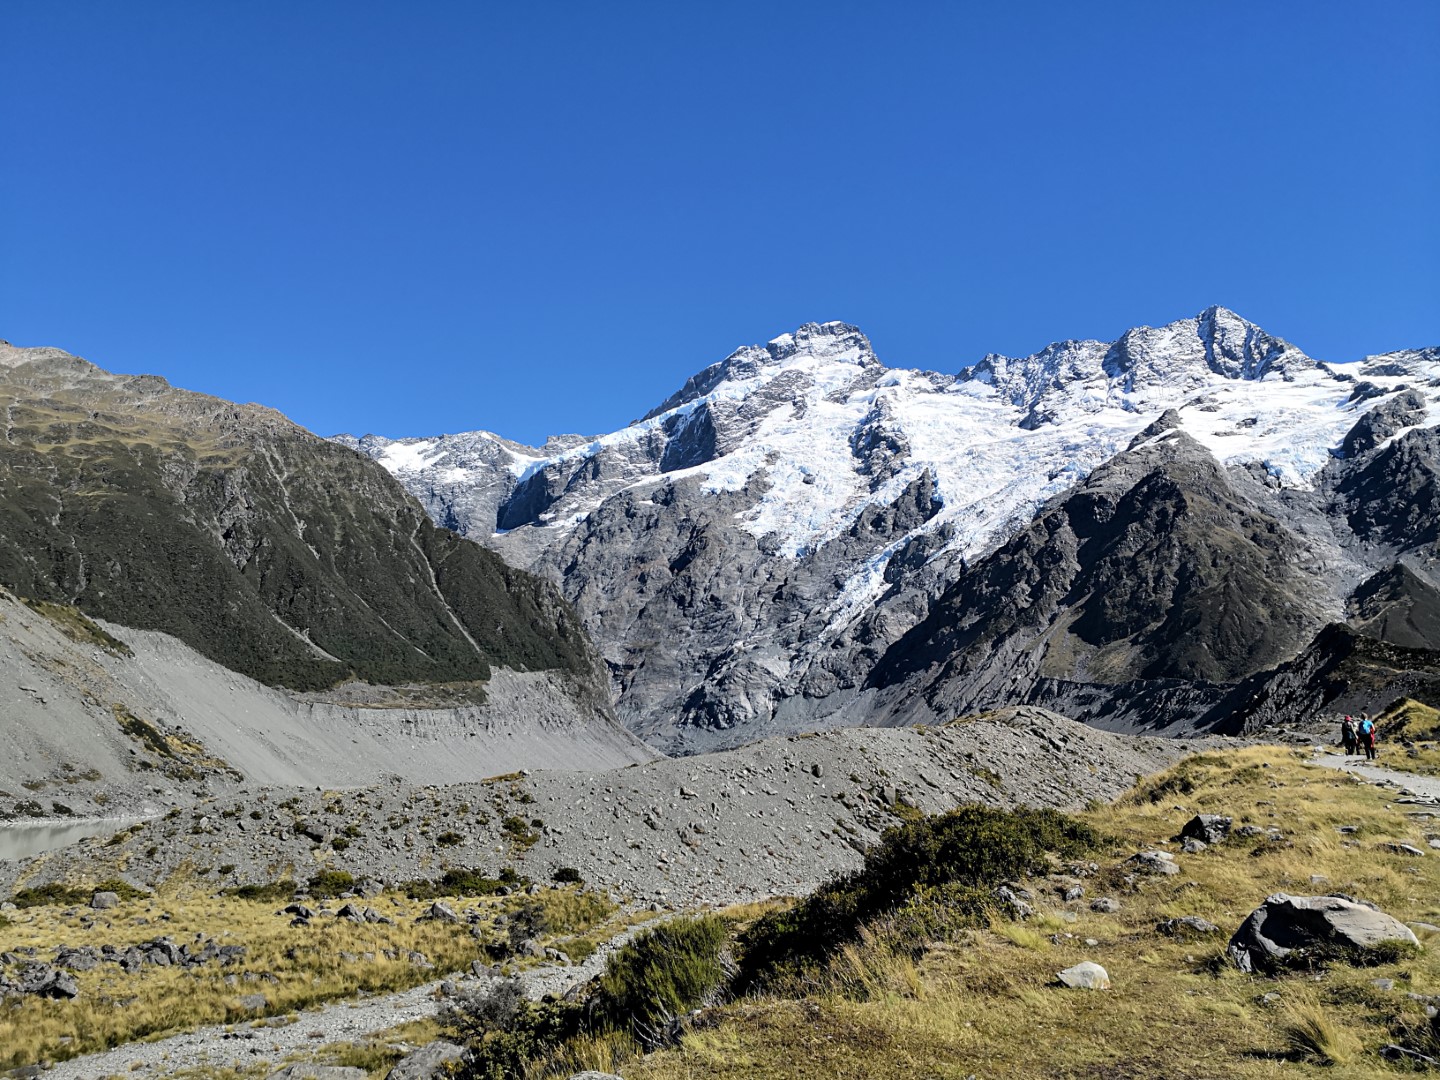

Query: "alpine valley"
<box><xmin>5</xmin><ymin>311</ymin><xmax>1440</xmax><ymax>1079</ymax></box>
<box><xmin>339</xmin><ymin>307</ymin><xmax>1440</xmax><ymax>754</ymax></box>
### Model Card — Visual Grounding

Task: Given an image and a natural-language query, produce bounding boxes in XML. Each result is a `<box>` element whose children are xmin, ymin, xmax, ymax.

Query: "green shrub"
<box><xmin>403</xmin><ymin>866</ymin><xmax>527</xmax><ymax>900</ymax></box>
<box><xmin>306</xmin><ymin>870</ymin><xmax>355</xmax><ymax>898</ymax></box>
<box><xmin>596</xmin><ymin>916</ymin><xmax>729</xmax><ymax>1048</ymax></box>
<box><xmin>435</xmin><ymin>830</ymin><xmax>463</xmax><ymax>847</ymax></box>
<box><xmin>501</xmin><ymin>815</ymin><xmax>539</xmax><ymax>848</ymax></box>
<box><xmin>736</xmin><ymin>804</ymin><xmax>1102</xmax><ymax>991</ymax></box>
<box><xmin>221</xmin><ymin>879</ymin><xmax>296</xmax><ymax>902</ymax></box>
<box><xmin>10</xmin><ymin>878</ymin><xmax>148</xmax><ymax>909</ymax></box>
<box><xmin>551</xmin><ymin>866</ymin><xmax>583</xmax><ymax>884</ymax></box>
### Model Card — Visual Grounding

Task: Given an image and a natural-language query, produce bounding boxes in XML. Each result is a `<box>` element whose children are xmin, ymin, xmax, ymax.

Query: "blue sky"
<box><xmin>4</xmin><ymin>1</ymin><xmax>1437</xmax><ymax>445</ymax></box>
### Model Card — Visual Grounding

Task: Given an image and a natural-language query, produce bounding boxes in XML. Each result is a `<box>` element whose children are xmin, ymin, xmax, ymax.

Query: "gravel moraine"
<box><xmin>6</xmin><ymin>707</ymin><xmax>1208</xmax><ymax>906</ymax></box>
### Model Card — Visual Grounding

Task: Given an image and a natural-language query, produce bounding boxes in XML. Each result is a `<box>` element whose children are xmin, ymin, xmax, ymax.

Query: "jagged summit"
<box><xmin>342</xmin><ymin>312</ymin><xmax>1440</xmax><ymax>751</ymax></box>
<box><xmin>963</xmin><ymin>307</ymin><xmax>1313</xmax><ymax>419</ymax></box>
<box><xmin>642</xmin><ymin>321</ymin><xmax>877</xmax><ymax>422</ymax></box>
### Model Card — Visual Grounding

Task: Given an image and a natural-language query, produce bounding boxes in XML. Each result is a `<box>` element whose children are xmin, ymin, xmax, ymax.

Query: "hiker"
<box><xmin>1341</xmin><ymin>715</ymin><xmax>1357</xmax><ymax>756</ymax></box>
<box><xmin>1359</xmin><ymin>713</ymin><xmax>1377</xmax><ymax>760</ymax></box>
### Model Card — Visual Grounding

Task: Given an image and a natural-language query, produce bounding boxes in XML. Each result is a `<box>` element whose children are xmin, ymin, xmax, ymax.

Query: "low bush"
<box><xmin>403</xmin><ymin>866</ymin><xmax>527</xmax><ymax>900</ymax></box>
<box><xmin>501</xmin><ymin>815</ymin><xmax>539</xmax><ymax>849</ymax></box>
<box><xmin>736</xmin><ymin>804</ymin><xmax>1102</xmax><ymax>991</ymax></box>
<box><xmin>445</xmin><ymin>916</ymin><xmax>729</xmax><ymax>1076</ymax></box>
<box><xmin>221</xmin><ymin>879</ymin><xmax>297</xmax><ymax>903</ymax></box>
<box><xmin>306</xmin><ymin>869</ymin><xmax>356</xmax><ymax>898</ymax></box>
<box><xmin>595</xmin><ymin>915</ymin><xmax>730</xmax><ymax>1049</ymax></box>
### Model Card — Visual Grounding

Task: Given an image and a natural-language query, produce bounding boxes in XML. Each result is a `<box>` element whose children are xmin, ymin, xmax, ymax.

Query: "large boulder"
<box><xmin>386</xmin><ymin>1040</ymin><xmax>464</xmax><ymax>1079</ymax></box>
<box><xmin>1228</xmin><ymin>893</ymin><xmax>1421</xmax><ymax>972</ymax></box>
<box><xmin>1179</xmin><ymin>814</ymin><xmax>1232</xmax><ymax>845</ymax></box>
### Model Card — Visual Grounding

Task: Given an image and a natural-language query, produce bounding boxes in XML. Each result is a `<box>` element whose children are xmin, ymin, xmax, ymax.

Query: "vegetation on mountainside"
<box><xmin>735</xmin><ymin>805</ymin><xmax>1103</xmax><ymax>993</ymax></box>
<box><xmin>0</xmin><ymin>372</ymin><xmax>599</xmax><ymax>695</ymax></box>
<box><xmin>20</xmin><ymin>597</ymin><xmax>132</xmax><ymax>655</ymax></box>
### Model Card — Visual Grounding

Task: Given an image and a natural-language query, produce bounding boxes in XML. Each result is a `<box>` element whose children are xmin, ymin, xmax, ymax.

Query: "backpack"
<box><xmin>1360</xmin><ymin>718</ymin><xmax>1374</xmax><ymax>737</ymax></box>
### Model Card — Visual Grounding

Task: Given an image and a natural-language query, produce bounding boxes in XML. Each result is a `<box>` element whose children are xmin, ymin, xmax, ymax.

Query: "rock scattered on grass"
<box><xmin>1056</xmin><ymin>961</ymin><xmax>1110</xmax><ymax>990</ymax></box>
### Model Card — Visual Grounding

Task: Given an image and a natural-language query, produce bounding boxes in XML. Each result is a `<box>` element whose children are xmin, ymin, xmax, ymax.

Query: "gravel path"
<box><xmin>1309</xmin><ymin>751</ymin><xmax>1440</xmax><ymax>801</ymax></box>
<box><xmin>43</xmin><ymin>916</ymin><xmax>668</xmax><ymax>1079</ymax></box>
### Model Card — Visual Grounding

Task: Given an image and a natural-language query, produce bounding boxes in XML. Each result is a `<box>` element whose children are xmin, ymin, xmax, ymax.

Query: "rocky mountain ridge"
<box><xmin>343</xmin><ymin>312</ymin><xmax>1440</xmax><ymax>752</ymax></box>
<box><xmin>0</xmin><ymin>340</ymin><xmax>631</xmax><ymax>778</ymax></box>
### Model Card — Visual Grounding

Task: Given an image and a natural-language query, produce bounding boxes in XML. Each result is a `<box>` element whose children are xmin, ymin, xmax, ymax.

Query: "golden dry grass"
<box><xmin>0</xmin><ymin>884</ymin><xmax>615</xmax><ymax>1070</ymax></box>
<box><xmin>622</xmin><ymin>746</ymin><xmax>1440</xmax><ymax>1080</ymax></box>
<box><xmin>1373</xmin><ymin>699</ymin><xmax>1440</xmax><ymax>778</ymax></box>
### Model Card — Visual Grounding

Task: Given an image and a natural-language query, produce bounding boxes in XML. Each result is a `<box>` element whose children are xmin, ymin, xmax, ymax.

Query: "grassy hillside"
<box><xmin>0</xmin><ymin>348</ymin><xmax>600</xmax><ymax>696</ymax></box>
<box><xmin>608</xmin><ymin>748</ymin><xmax>1440</xmax><ymax>1079</ymax></box>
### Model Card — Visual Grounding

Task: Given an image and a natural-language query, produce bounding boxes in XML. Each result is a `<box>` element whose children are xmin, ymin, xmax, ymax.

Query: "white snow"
<box><xmin>361</xmin><ymin>315</ymin><xmax>1440</xmax><ymax>591</ymax></box>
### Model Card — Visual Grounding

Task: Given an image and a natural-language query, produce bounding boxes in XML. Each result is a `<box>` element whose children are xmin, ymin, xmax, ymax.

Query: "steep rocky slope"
<box><xmin>0</xmin><ymin>587</ymin><xmax>654</xmax><ymax>824</ymax></box>
<box><xmin>345</xmin><ymin>313</ymin><xmax>1440</xmax><ymax>751</ymax></box>
<box><xmin>0</xmin><ymin>341</ymin><xmax>607</xmax><ymax>710</ymax></box>
<box><xmin>863</xmin><ymin>416</ymin><xmax>1330</xmax><ymax>730</ymax></box>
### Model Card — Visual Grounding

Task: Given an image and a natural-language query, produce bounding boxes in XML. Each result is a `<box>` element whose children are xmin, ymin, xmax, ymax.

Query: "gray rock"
<box><xmin>1127</xmin><ymin>851</ymin><xmax>1180</xmax><ymax>876</ymax></box>
<box><xmin>1180</xmin><ymin>838</ymin><xmax>1208</xmax><ymax>854</ymax></box>
<box><xmin>90</xmin><ymin>890</ymin><xmax>119</xmax><ymax>910</ymax></box>
<box><xmin>1180</xmin><ymin>814</ymin><xmax>1232</xmax><ymax>845</ymax></box>
<box><xmin>1382</xmin><ymin>842</ymin><xmax>1426</xmax><ymax>857</ymax></box>
<box><xmin>266</xmin><ymin>1068</ymin><xmax>368</xmax><ymax>1080</ymax></box>
<box><xmin>992</xmin><ymin>885</ymin><xmax>1034</xmax><ymax>920</ymax></box>
<box><xmin>297</xmin><ymin>822</ymin><xmax>330</xmax><ymax>844</ymax></box>
<box><xmin>1056</xmin><ymin>961</ymin><xmax>1110</xmax><ymax>990</ymax></box>
<box><xmin>37</xmin><ymin>969</ymin><xmax>79</xmax><ymax>999</ymax></box>
<box><xmin>1156</xmin><ymin>916</ymin><xmax>1220</xmax><ymax>937</ymax></box>
<box><xmin>425</xmin><ymin>901</ymin><xmax>459</xmax><ymax>923</ymax></box>
<box><xmin>386</xmin><ymin>1039</ymin><xmax>465</xmax><ymax>1080</ymax></box>
<box><xmin>568</xmin><ymin>1074</ymin><xmax>626</xmax><ymax>1080</ymax></box>
<box><xmin>1228</xmin><ymin>893</ymin><xmax>1421</xmax><ymax>973</ymax></box>
<box><xmin>1090</xmin><ymin>897</ymin><xmax>1121</xmax><ymax>914</ymax></box>
<box><xmin>239</xmin><ymin>992</ymin><xmax>267</xmax><ymax>1010</ymax></box>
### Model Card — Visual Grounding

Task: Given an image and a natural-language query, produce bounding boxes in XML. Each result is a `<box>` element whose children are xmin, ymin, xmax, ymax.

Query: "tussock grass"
<box><xmin>1281</xmin><ymin>988</ymin><xmax>1363</xmax><ymax>1066</ymax></box>
<box><xmin>0</xmin><ymin>884</ymin><xmax>615</xmax><ymax>1070</ymax></box>
<box><xmin>1376</xmin><ymin>698</ymin><xmax>1440</xmax><ymax>778</ymax></box>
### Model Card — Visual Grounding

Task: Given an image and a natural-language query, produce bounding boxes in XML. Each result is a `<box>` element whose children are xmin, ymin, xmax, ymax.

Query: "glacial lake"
<box><xmin>0</xmin><ymin>818</ymin><xmax>143</xmax><ymax>862</ymax></box>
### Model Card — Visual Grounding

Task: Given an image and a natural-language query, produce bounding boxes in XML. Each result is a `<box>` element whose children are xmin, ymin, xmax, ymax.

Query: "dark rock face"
<box><xmin>1219</xmin><ymin>626</ymin><xmax>1440</xmax><ymax>736</ymax></box>
<box><xmin>1340</xmin><ymin>388</ymin><xmax>1428</xmax><ymax>458</ymax></box>
<box><xmin>0</xmin><ymin>344</ymin><xmax>608</xmax><ymax>706</ymax></box>
<box><xmin>1326</xmin><ymin>425</ymin><xmax>1440</xmax><ymax>553</ymax></box>
<box><xmin>866</xmin><ymin>431</ymin><xmax>1324</xmax><ymax>726</ymax></box>
<box><xmin>546</xmin><ymin>468</ymin><xmax>948</xmax><ymax>749</ymax></box>
<box><xmin>1347</xmin><ymin>562</ymin><xmax>1440</xmax><ymax>651</ymax></box>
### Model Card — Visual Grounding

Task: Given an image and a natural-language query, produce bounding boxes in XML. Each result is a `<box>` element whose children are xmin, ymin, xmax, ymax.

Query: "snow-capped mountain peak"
<box><xmin>343</xmin><ymin>309</ymin><xmax>1438</xmax><ymax>571</ymax></box>
<box><xmin>964</xmin><ymin>307</ymin><xmax>1314</xmax><ymax>423</ymax></box>
<box><xmin>642</xmin><ymin>321</ymin><xmax>876</xmax><ymax>421</ymax></box>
